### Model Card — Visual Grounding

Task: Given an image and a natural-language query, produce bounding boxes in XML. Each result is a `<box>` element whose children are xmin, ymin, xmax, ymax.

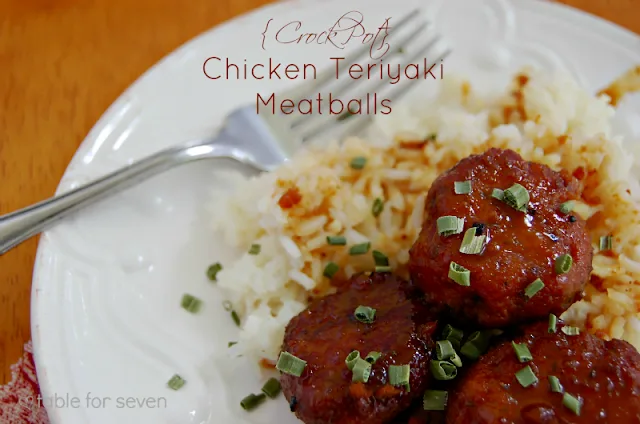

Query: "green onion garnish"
<box><xmin>350</xmin><ymin>156</ymin><xmax>367</xmax><ymax>170</ymax></box>
<box><xmin>323</xmin><ymin>262</ymin><xmax>339</xmax><ymax>279</ymax></box>
<box><xmin>442</xmin><ymin>324</ymin><xmax>464</xmax><ymax>350</ymax></box>
<box><xmin>430</xmin><ymin>360</ymin><xmax>457</xmax><ymax>381</ymax></box>
<box><xmin>261</xmin><ymin>378</ymin><xmax>281</xmax><ymax>398</ymax></box>
<box><xmin>181</xmin><ymin>294</ymin><xmax>202</xmax><ymax>313</ymax></box>
<box><xmin>389</xmin><ymin>364</ymin><xmax>411</xmax><ymax>390</ymax></box>
<box><xmin>491</xmin><ymin>188</ymin><xmax>505</xmax><ymax>201</ymax></box>
<box><xmin>248</xmin><ymin>244</ymin><xmax>261</xmax><ymax>255</ymax></box>
<box><xmin>599</xmin><ymin>235</ymin><xmax>613</xmax><ymax>251</ymax></box>
<box><xmin>365</xmin><ymin>351</ymin><xmax>381</xmax><ymax>364</ymax></box>
<box><xmin>450</xmin><ymin>352</ymin><xmax>463</xmax><ymax>367</ymax></box>
<box><xmin>548</xmin><ymin>314</ymin><xmax>558</xmax><ymax>333</ymax></box>
<box><xmin>375</xmin><ymin>266</ymin><xmax>392</xmax><ymax>273</ymax></box>
<box><xmin>511</xmin><ymin>342</ymin><xmax>533</xmax><ymax>363</ymax></box>
<box><xmin>228</xmin><ymin>341</ymin><xmax>237</xmax><ymax>348</ymax></box>
<box><xmin>555</xmin><ymin>254</ymin><xmax>573</xmax><ymax>274</ymax></box>
<box><xmin>276</xmin><ymin>352</ymin><xmax>307</xmax><ymax>377</ymax></box>
<box><xmin>515</xmin><ymin>365</ymin><xmax>538</xmax><ymax>388</ymax></box>
<box><xmin>562</xmin><ymin>392</ymin><xmax>581</xmax><ymax>415</ymax></box>
<box><xmin>372</xmin><ymin>250</ymin><xmax>389</xmax><ymax>266</ymax></box>
<box><xmin>167</xmin><ymin>374</ymin><xmax>186</xmax><ymax>390</ymax></box>
<box><xmin>345</xmin><ymin>350</ymin><xmax>360</xmax><ymax>370</ymax></box>
<box><xmin>504</xmin><ymin>183</ymin><xmax>530</xmax><ymax>212</ymax></box>
<box><xmin>448</xmin><ymin>261</ymin><xmax>471</xmax><ymax>286</ymax></box>
<box><xmin>561</xmin><ymin>326</ymin><xmax>580</xmax><ymax>336</ymax></box>
<box><xmin>549</xmin><ymin>375</ymin><xmax>563</xmax><ymax>393</ymax></box>
<box><xmin>206</xmin><ymin>262</ymin><xmax>223</xmax><ymax>281</ymax></box>
<box><xmin>459</xmin><ymin>227</ymin><xmax>486</xmax><ymax>255</ymax></box>
<box><xmin>437</xmin><ymin>216</ymin><xmax>464</xmax><ymax>236</ymax></box>
<box><xmin>351</xmin><ymin>358</ymin><xmax>372</xmax><ymax>383</ymax></box>
<box><xmin>372</xmin><ymin>198</ymin><xmax>384</xmax><ymax>217</ymax></box>
<box><xmin>559</xmin><ymin>201</ymin><xmax>574</xmax><ymax>214</ymax></box>
<box><xmin>354</xmin><ymin>305</ymin><xmax>376</xmax><ymax>324</ymax></box>
<box><xmin>423</xmin><ymin>390</ymin><xmax>448</xmax><ymax>411</ymax></box>
<box><xmin>240</xmin><ymin>393</ymin><xmax>267</xmax><ymax>411</ymax></box>
<box><xmin>349</xmin><ymin>242</ymin><xmax>371</xmax><ymax>255</ymax></box>
<box><xmin>231</xmin><ymin>310</ymin><xmax>241</xmax><ymax>327</ymax></box>
<box><xmin>524</xmin><ymin>278</ymin><xmax>545</xmax><ymax>298</ymax></box>
<box><xmin>436</xmin><ymin>340</ymin><xmax>456</xmax><ymax>361</ymax></box>
<box><xmin>460</xmin><ymin>331</ymin><xmax>491</xmax><ymax>360</ymax></box>
<box><xmin>326</xmin><ymin>235</ymin><xmax>347</xmax><ymax>246</ymax></box>
<box><xmin>454</xmin><ymin>181</ymin><xmax>472</xmax><ymax>195</ymax></box>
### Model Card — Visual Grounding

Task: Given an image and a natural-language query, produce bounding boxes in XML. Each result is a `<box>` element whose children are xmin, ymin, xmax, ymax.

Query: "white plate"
<box><xmin>31</xmin><ymin>0</ymin><xmax>640</xmax><ymax>423</ymax></box>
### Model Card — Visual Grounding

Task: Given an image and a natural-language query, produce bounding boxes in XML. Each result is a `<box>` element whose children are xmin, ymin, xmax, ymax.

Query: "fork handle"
<box><xmin>0</xmin><ymin>141</ymin><xmax>255</xmax><ymax>255</ymax></box>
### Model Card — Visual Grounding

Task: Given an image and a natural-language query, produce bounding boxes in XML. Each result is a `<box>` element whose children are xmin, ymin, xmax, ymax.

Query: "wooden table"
<box><xmin>0</xmin><ymin>0</ymin><xmax>638</xmax><ymax>385</ymax></box>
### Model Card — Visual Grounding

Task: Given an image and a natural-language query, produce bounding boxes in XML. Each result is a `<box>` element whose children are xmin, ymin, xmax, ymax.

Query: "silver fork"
<box><xmin>0</xmin><ymin>10</ymin><xmax>449</xmax><ymax>255</ymax></box>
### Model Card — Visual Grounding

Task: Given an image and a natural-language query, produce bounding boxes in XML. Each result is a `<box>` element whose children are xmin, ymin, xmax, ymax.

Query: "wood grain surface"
<box><xmin>0</xmin><ymin>0</ymin><xmax>638</xmax><ymax>385</ymax></box>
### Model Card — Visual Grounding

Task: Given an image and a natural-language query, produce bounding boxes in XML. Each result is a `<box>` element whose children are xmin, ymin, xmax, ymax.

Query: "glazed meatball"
<box><xmin>409</xmin><ymin>148</ymin><xmax>593</xmax><ymax>328</ymax></box>
<box><xmin>279</xmin><ymin>272</ymin><xmax>439</xmax><ymax>424</ymax></box>
<box><xmin>446</xmin><ymin>321</ymin><xmax>640</xmax><ymax>423</ymax></box>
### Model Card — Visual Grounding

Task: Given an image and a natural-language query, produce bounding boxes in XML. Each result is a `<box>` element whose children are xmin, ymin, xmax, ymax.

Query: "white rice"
<box><xmin>211</xmin><ymin>67</ymin><xmax>640</xmax><ymax>363</ymax></box>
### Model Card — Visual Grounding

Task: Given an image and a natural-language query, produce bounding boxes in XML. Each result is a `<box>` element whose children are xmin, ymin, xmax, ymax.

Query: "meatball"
<box><xmin>279</xmin><ymin>272</ymin><xmax>439</xmax><ymax>424</ymax></box>
<box><xmin>446</xmin><ymin>321</ymin><xmax>640</xmax><ymax>423</ymax></box>
<box><xmin>409</xmin><ymin>148</ymin><xmax>593</xmax><ymax>327</ymax></box>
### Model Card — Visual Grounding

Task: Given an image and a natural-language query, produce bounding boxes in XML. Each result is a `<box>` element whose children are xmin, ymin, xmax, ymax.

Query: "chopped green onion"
<box><xmin>511</xmin><ymin>342</ymin><xmax>533</xmax><ymax>363</ymax></box>
<box><xmin>562</xmin><ymin>392</ymin><xmax>581</xmax><ymax>415</ymax></box>
<box><xmin>561</xmin><ymin>326</ymin><xmax>580</xmax><ymax>336</ymax></box>
<box><xmin>351</xmin><ymin>358</ymin><xmax>372</xmax><ymax>383</ymax></box>
<box><xmin>448</xmin><ymin>261</ymin><xmax>471</xmax><ymax>286</ymax></box>
<box><xmin>555</xmin><ymin>254</ymin><xmax>573</xmax><ymax>274</ymax></box>
<box><xmin>375</xmin><ymin>266</ymin><xmax>392</xmax><ymax>273</ymax></box>
<box><xmin>524</xmin><ymin>278</ymin><xmax>545</xmax><ymax>298</ymax></box>
<box><xmin>354</xmin><ymin>305</ymin><xmax>376</xmax><ymax>324</ymax></box>
<box><xmin>492</xmin><ymin>188</ymin><xmax>505</xmax><ymax>201</ymax></box>
<box><xmin>389</xmin><ymin>364</ymin><xmax>411</xmax><ymax>390</ymax></box>
<box><xmin>599</xmin><ymin>235</ymin><xmax>613</xmax><ymax>251</ymax></box>
<box><xmin>423</xmin><ymin>390</ymin><xmax>448</xmax><ymax>411</ymax></box>
<box><xmin>459</xmin><ymin>227</ymin><xmax>486</xmax><ymax>255</ymax></box>
<box><xmin>559</xmin><ymin>201</ymin><xmax>574</xmax><ymax>214</ymax></box>
<box><xmin>261</xmin><ymin>378</ymin><xmax>281</xmax><ymax>398</ymax></box>
<box><xmin>248</xmin><ymin>244</ymin><xmax>261</xmax><ymax>255</ymax></box>
<box><xmin>345</xmin><ymin>350</ymin><xmax>360</xmax><ymax>370</ymax></box>
<box><xmin>372</xmin><ymin>250</ymin><xmax>389</xmax><ymax>266</ymax></box>
<box><xmin>549</xmin><ymin>375</ymin><xmax>563</xmax><ymax>393</ymax></box>
<box><xmin>276</xmin><ymin>352</ymin><xmax>307</xmax><ymax>377</ymax></box>
<box><xmin>323</xmin><ymin>262</ymin><xmax>339</xmax><ymax>279</ymax></box>
<box><xmin>437</xmin><ymin>216</ymin><xmax>464</xmax><ymax>237</ymax></box>
<box><xmin>504</xmin><ymin>183</ymin><xmax>530</xmax><ymax>212</ymax></box>
<box><xmin>231</xmin><ymin>310</ymin><xmax>241</xmax><ymax>326</ymax></box>
<box><xmin>430</xmin><ymin>360</ymin><xmax>457</xmax><ymax>381</ymax></box>
<box><xmin>350</xmin><ymin>242</ymin><xmax>371</xmax><ymax>255</ymax></box>
<box><xmin>454</xmin><ymin>181</ymin><xmax>472</xmax><ymax>195</ymax></box>
<box><xmin>365</xmin><ymin>352</ymin><xmax>381</xmax><ymax>364</ymax></box>
<box><xmin>206</xmin><ymin>262</ymin><xmax>223</xmax><ymax>281</ymax></box>
<box><xmin>515</xmin><ymin>365</ymin><xmax>538</xmax><ymax>388</ymax></box>
<box><xmin>436</xmin><ymin>340</ymin><xmax>456</xmax><ymax>361</ymax></box>
<box><xmin>548</xmin><ymin>314</ymin><xmax>558</xmax><ymax>333</ymax></box>
<box><xmin>228</xmin><ymin>341</ymin><xmax>237</xmax><ymax>348</ymax></box>
<box><xmin>426</xmin><ymin>133</ymin><xmax>437</xmax><ymax>141</ymax></box>
<box><xmin>326</xmin><ymin>235</ymin><xmax>347</xmax><ymax>246</ymax></box>
<box><xmin>372</xmin><ymin>198</ymin><xmax>384</xmax><ymax>217</ymax></box>
<box><xmin>167</xmin><ymin>374</ymin><xmax>186</xmax><ymax>390</ymax></box>
<box><xmin>450</xmin><ymin>352</ymin><xmax>463</xmax><ymax>367</ymax></box>
<box><xmin>240</xmin><ymin>393</ymin><xmax>266</xmax><ymax>411</ymax></box>
<box><xmin>460</xmin><ymin>331</ymin><xmax>491</xmax><ymax>360</ymax></box>
<box><xmin>181</xmin><ymin>294</ymin><xmax>202</xmax><ymax>313</ymax></box>
<box><xmin>350</xmin><ymin>156</ymin><xmax>367</xmax><ymax>170</ymax></box>
<box><xmin>442</xmin><ymin>324</ymin><xmax>464</xmax><ymax>350</ymax></box>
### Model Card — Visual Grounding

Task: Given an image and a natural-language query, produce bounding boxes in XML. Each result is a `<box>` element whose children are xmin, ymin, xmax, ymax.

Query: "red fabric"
<box><xmin>0</xmin><ymin>342</ymin><xmax>50</xmax><ymax>424</ymax></box>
